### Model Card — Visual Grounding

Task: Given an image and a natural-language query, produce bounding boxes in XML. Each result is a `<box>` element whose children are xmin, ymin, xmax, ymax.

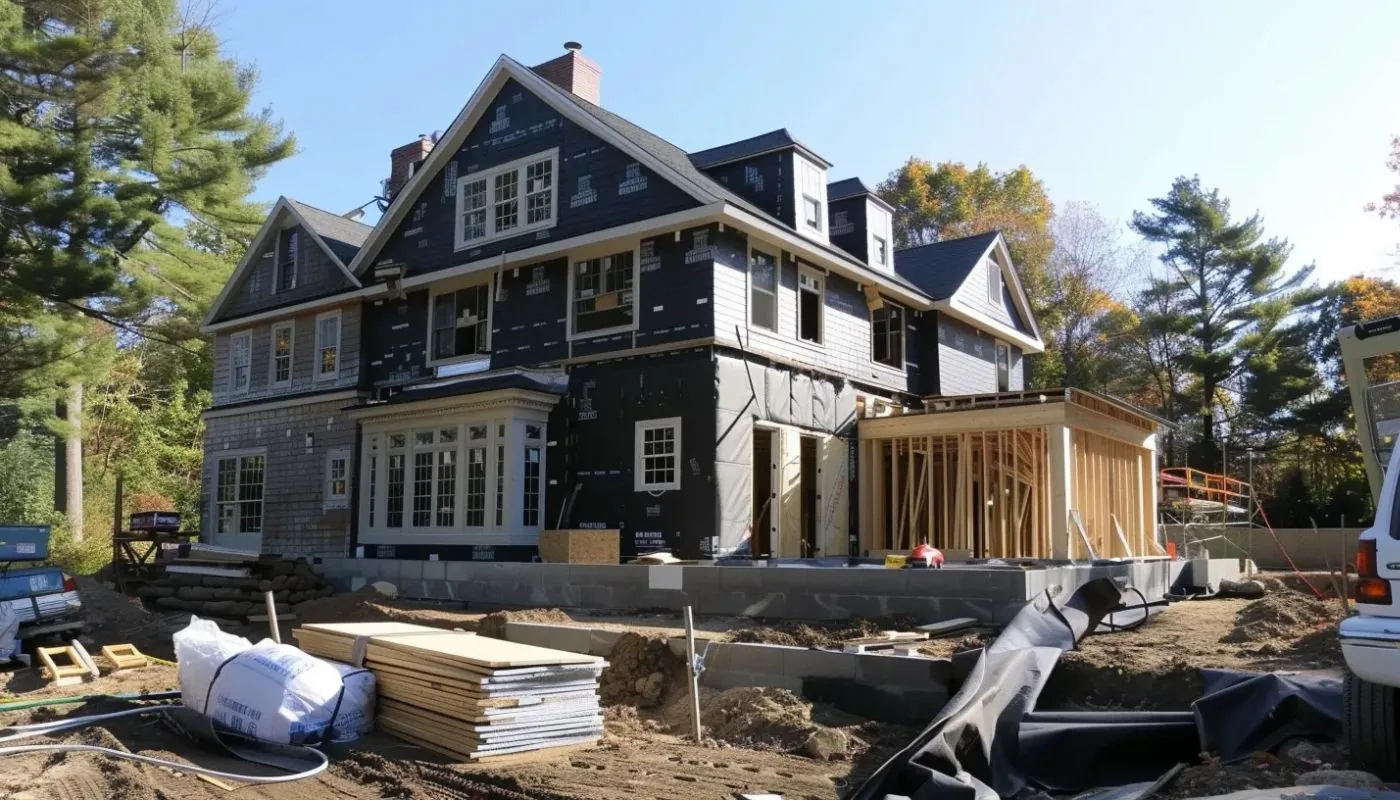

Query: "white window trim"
<box><xmin>988</xmin><ymin>257</ymin><xmax>1004</xmax><ymax>305</ymax></box>
<box><xmin>797</xmin><ymin>264</ymin><xmax>825</xmax><ymax>346</ymax></box>
<box><xmin>747</xmin><ymin>247</ymin><xmax>778</xmax><ymax>333</ymax></box>
<box><xmin>796</xmin><ymin>155</ymin><xmax>827</xmax><ymax>236</ymax></box>
<box><xmin>269</xmin><ymin>321</ymin><xmax>295</xmax><ymax>389</ymax></box>
<box><xmin>872</xmin><ymin>234</ymin><xmax>888</xmax><ymax>268</ymax></box>
<box><xmin>211</xmin><ymin>448</ymin><xmax>267</xmax><ymax>536</ymax></box>
<box><xmin>995</xmin><ymin>340</ymin><xmax>1012</xmax><ymax>392</ymax></box>
<box><xmin>426</xmin><ymin>274</ymin><xmax>495</xmax><ymax>369</ymax></box>
<box><xmin>229</xmin><ymin>329</ymin><xmax>252</xmax><ymax>394</ymax></box>
<box><xmin>273</xmin><ymin>228</ymin><xmax>298</xmax><ymax>294</ymax></box>
<box><xmin>634</xmin><ymin>417</ymin><xmax>682</xmax><ymax>492</ymax></box>
<box><xmin>315</xmin><ymin>310</ymin><xmax>341</xmax><ymax>382</ymax></box>
<box><xmin>324</xmin><ymin>448</ymin><xmax>350</xmax><ymax>509</ymax></box>
<box><xmin>870</xmin><ymin>300</ymin><xmax>907</xmax><ymax>372</ymax></box>
<box><xmin>454</xmin><ymin>147</ymin><xmax>560</xmax><ymax>251</ymax></box>
<box><xmin>357</xmin><ymin>408</ymin><xmax>549</xmax><ymax>545</ymax></box>
<box><xmin>566</xmin><ymin>241</ymin><xmax>641</xmax><ymax>341</ymax></box>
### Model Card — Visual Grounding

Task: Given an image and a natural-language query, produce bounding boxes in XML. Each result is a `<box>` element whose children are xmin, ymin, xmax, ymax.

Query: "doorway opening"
<box><xmin>801</xmin><ymin>435</ymin><xmax>818</xmax><ymax>557</ymax></box>
<box><xmin>752</xmin><ymin>428</ymin><xmax>776</xmax><ymax>557</ymax></box>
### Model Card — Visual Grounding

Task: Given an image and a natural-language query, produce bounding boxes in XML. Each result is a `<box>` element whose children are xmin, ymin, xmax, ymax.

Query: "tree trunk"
<box><xmin>53</xmin><ymin>384</ymin><xmax>84</xmax><ymax>540</ymax></box>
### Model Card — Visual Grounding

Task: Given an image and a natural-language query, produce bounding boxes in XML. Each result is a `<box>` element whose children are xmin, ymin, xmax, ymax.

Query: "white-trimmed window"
<box><xmin>276</xmin><ymin>229</ymin><xmax>298</xmax><ymax>293</ymax></box>
<box><xmin>362</xmin><ymin>415</ymin><xmax>546</xmax><ymax>540</ymax></box>
<box><xmin>454</xmin><ymin>149</ymin><xmax>559</xmax><ymax>249</ymax></box>
<box><xmin>996</xmin><ymin>342</ymin><xmax>1012</xmax><ymax>392</ymax></box>
<box><xmin>798</xmin><ymin>267</ymin><xmax>824</xmax><ymax>344</ymax></box>
<box><xmin>798</xmin><ymin>157</ymin><xmax>826</xmax><ymax>233</ymax></box>
<box><xmin>270</xmin><ymin>322</ymin><xmax>294</xmax><ymax>387</ymax></box>
<box><xmin>325</xmin><ymin>449</ymin><xmax>350</xmax><ymax>509</ymax></box>
<box><xmin>635</xmin><ymin>418</ymin><xmax>681</xmax><ymax>492</ymax></box>
<box><xmin>988</xmin><ymin>258</ymin><xmax>1004</xmax><ymax>304</ymax></box>
<box><xmin>872</xmin><ymin>302</ymin><xmax>904</xmax><ymax>369</ymax></box>
<box><xmin>868</xmin><ymin>202</ymin><xmax>893</xmax><ymax>269</ymax></box>
<box><xmin>315</xmin><ymin>311</ymin><xmax>340</xmax><ymax>381</ymax></box>
<box><xmin>571</xmin><ymin>248</ymin><xmax>636</xmax><ymax>337</ymax></box>
<box><xmin>749</xmin><ymin>249</ymin><xmax>777</xmax><ymax>332</ymax></box>
<box><xmin>215</xmin><ymin>453</ymin><xmax>264</xmax><ymax>534</ymax></box>
<box><xmin>873</xmin><ymin>235</ymin><xmax>888</xmax><ymax>267</ymax></box>
<box><xmin>229</xmin><ymin>330</ymin><xmax>252</xmax><ymax>394</ymax></box>
<box><xmin>430</xmin><ymin>279</ymin><xmax>492</xmax><ymax>364</ymax></box>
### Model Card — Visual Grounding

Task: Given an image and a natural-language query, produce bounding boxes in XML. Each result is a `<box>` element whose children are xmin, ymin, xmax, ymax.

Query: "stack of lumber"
<box><xmin>293</xmin><ymin>621</ymin><xmax>605</xmax><ymax>763</ymax></box>
<box><xmin>135</xmin><ymin>553</ymin><xmax>333</xmax><ymax>622</ymax></box>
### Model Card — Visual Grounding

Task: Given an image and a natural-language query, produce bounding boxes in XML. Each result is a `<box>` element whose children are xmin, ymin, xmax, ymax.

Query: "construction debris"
<box><xmin>294</xmin><ymin>621</ymin><xmax>606</xmax><ymax>762</ymax></box>
<box><xmin>137</xmin><ymin>554</ymin><xmax>333</xmax><ymax>623</ymax></box>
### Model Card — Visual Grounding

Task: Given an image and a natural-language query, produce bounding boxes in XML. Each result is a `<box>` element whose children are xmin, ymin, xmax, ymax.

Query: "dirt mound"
<box><xmin>1159</xmin><ymin>755</ymin><xmax>1315</xmax><ymax>800</ymax></box>
<box><xmin>1221</xmin><ymin>593</ymin><xmax>1341</xmax><ymax>645</ymax></box>
<box><xmin>75</xmin><ymin>577</ymin><xmax>179</xmax><ymax>657</ymax></box>
<box><xmin>599</xmin><ymin>632</ymin><xmax>681</xmax><ymax>708</ymax></box>
<box><xmin>1261</xmin><ymin>572</ymin><xmax>1346</xmax><ymax>598</ymax></box>
<box><xmin>477</xmin><ymin>608</ymin><xmax>574</xmax><ymax>640</ymax></box>
<box><xmin>291</xmin><ymin>586</ymin><xmax>396</xmax><ymax>625</ymax></box>
<box><xmin>679</xmin><ymin>686</ymin><xmax>855</xmax><ymax>758</ymax></box>
<box><xmin>729</xmin><ymin>616</ymin><xmax>921</xmax><ymax>648</ymax></box>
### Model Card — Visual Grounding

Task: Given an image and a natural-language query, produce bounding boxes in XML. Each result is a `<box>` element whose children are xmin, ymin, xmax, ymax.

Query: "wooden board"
<box><xmin>379</xmin><ymin>699</ymin><xmax>601</xmax><ymax>740</ymax></box>
<box><xmin>376</xmin><ymin>717</ymin><xmax>594</xmax><ymax>764</ymax></box>
<box><xmin>367</xmin><ymin>659</ymin><xmax>599</xmax><ymax>697</ymax></box>
<box><xmin>367</xmin><ymin>631</ymin><xmax>601</xmax><ymax>669</ymax></box>
<box><xmin>99</xmin><ymin>644</ymin><xmax>148</xmax><ymax>670</ymax></box>
<box><xmin>538</xmin><ymin>529</ymin><xmax>620</xmax><ymax>564</ymax></box>
<box><xmin>379</xmin><ymin>704</ymin><xmax>601</xmax><ymax>753</ymax></box>
<box><xmin>377</xmin><ymin>683</ymin><xmax>597</xmax><ymax>723</ymax></box>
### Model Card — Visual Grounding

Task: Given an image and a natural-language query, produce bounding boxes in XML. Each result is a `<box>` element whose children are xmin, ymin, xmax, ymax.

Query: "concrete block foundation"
<box><xmin>313</xmin><ymin>556</ymin><xmax>1228</xmax><ymax>625</ymax></box>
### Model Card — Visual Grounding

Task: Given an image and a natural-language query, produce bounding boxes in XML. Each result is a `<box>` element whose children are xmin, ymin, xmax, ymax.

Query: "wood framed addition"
<box><xmin>857</xmin><ymin>389</ymin><xmax>1166</xmax><ymax>560</ymax></box>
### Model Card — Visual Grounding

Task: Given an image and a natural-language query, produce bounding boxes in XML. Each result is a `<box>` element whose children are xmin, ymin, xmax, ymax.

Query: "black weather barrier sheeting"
<box><xmin>845</xmin><ymin>577</ymin><xmax>1123</xmax><ymax>800</ymax></box>
<box><xmin>1194</xmin><ymin>668</ymin><xmax>1343</xmax><ymax>761</ymax></box>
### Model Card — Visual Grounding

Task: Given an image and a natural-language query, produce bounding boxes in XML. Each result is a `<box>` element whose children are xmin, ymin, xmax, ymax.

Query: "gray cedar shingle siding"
<box><xmin>203</xmin><ymin>396</ymin><xmax>357</xmax><ymax>556</ymax></box>
<box><xmin>211</xmin><ymin>303</ymin><xmax>362</xmax><ymax>406</ymax></box>
<box><xmin>221</xmin><ymin>223</ymin><xmax>357</xmax><ymax>319</ymax></box>
<box><xmin>950</xmin><ymin>248</ymin><xmax>1027</xmax><ymax>335</ymax></box>
<box><xmin>936</xmin><ymin>313</ymin><xmax>1027</xmax><ymax>396</ymax></box>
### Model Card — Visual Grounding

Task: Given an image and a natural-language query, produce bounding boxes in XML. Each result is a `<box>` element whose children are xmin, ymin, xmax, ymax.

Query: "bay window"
<box><xmin>454</xmin><ymin>149</ymin><xmax>559</xmax><ymax>249</ymax></box>
<box><xmin>358</xmin><ymin>405</ymin><xmax>550</xmax><ymax>544</ymax></box>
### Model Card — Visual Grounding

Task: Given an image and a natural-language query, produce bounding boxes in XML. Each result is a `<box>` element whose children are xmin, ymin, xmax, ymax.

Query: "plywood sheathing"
<box><xmin>857</xmin><ymin>389</ymin><xmax>1160</xmax><ymax>560</ymax></box>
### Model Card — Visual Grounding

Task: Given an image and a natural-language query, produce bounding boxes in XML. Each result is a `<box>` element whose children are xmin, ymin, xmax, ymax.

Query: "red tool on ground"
<box><xmin>910</xmin><ymin>543</ymin><xmax>945</xmax><ymax>568</ymax></box>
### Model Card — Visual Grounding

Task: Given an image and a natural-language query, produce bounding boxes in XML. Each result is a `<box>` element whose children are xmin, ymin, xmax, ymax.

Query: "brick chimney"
<box><xmin>532</xmin><ymin>42</ymin><xmax>601</xmax><ymax>105</ymax></box>
<box><xmin>385</xmin><ymin>134</ymin><xmax>435</xmax><ymax>201</ymax></box>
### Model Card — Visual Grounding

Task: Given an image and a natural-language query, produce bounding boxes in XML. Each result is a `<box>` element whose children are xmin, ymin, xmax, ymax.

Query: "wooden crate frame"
<box><xmin>100</xmin><ymin>643</ymin><xmax>149</xmax><ymax>671</ymax></box>
<box><xmin>36</xmin><ymin>646</ymin><xmax>88</xmax><ymax>686</ymax></box>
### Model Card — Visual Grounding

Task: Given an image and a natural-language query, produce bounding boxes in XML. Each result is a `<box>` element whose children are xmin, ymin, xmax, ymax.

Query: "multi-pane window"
<box><xmin>431</xmin><ymin>283</ymin><xmax>491</xmax><ymax>362</ymax></box>
<box><xmin>494</xmin><ymin>439</ymin><xmax>505</xmax><ymax>528</ymax></box>
<box><xmin>465</xmin><ymin>425</ymin><xmax>488</xmax><ymax>527</ymax></box>
<box><xmin>215</xmin><ymin>454</ymin><xmax>264</xmax><ymax>534</ymax></box>
<box><xmin>277</xmin><ymin>230</ymin><xmax>297</xmax><ymax>292</ymax></box>
<box><xmin>798</xmin><ymin>269</ymin><xmax>823</xmax><ymax>344</ymax></box>
<box><xmin>525</xmin><ymin>159</ymin><xmax>553</xmax><ymax>224</ymax></box>
<box><xmin>386</xmin><ymin>435</ymin><xmax>406</xmax><ymax>528</ymax></box>
<box><xmin>635</xmin><ymin>418</ymin><xmax>681</xmax><ymax>491</ymax></box>
<box><xmin>271</xmin><ymin>323</ymin><xmax>293</xmax><ymax>386</ymax></box>
<box><xmin>872</xmin><ymin>303</ymin><xmax>904</xmax><ymax>369</ymax></box>
<box><xmin>522</xmin><ymin>421</ymin><xmax>544</xmax><ymax>528</ymax></box>
<box><xmin>749</xmin><ymin>249</ymin><xmax>777</xmax><ymax>332</ymax></box>
<box><xmin>455</xmin><ymin>150</ymin><xmax>558</xmax><ymax>248</ymax></box>
<box><xmin>412</xmin><ymin>451</ymin><xmax>433</xmax><ymax>527</ymax></box>
<box><xmin>230</xmin><ymin>331</ymin><xmax>251</xmax><ymax>393</ymax></box>
<box><xmin>461</xmin><ymin>178</ymin><xmax>487</xmax><ymax>241</ymax></box>
<box><xmin>798</xmin><ymin>158</ymin><xmax>825</xmax><ymax>232</ymax></box>
<box><xmin>316</xmin><ymin>312</ymin><xmax>340</xmax><ymax>380</ymax></box>
<box><xmin>326</xmin><ymin>450</ymin><xmax>349</xmax><ymax>509</ymax></box>
<box><xmin>367</xmin><ymin>436</ymin><xmax>379</xmax><ymax>527</ymax></box>
<box><xmin>988</xmin><ymin>258</ymin><xmax>1004</xmax><ymax>304</ymax></box>
<box><xmin>572</xmin><ymin>250</ymin><xmax>634</xmax><ymax>336</ymax></box>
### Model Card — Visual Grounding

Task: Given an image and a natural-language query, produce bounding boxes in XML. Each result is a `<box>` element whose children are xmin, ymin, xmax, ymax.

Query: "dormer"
<box><xmin>827</xmin><ymin>178</ymin><xmax>895</xmax><ymax>271</ymax></box>
<box><xmin>689</xmin><ymin>129</ymin><xmax>832</xmax><ymax>239</ymax></box>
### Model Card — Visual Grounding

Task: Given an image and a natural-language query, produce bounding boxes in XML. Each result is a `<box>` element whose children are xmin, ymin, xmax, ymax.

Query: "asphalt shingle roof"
<box><xmin>688</xmin><ymin>129</ymin><xmax>830</xmax><ymax>169</ymax></box>
<box><xmin>288</xmin><ymin>199</ymin><xmax>373</xmax><ymax>265</ymax></box>
<box><xmin>893</xmin><ymin>231</ymin><xmax>1001</xmax><ymax>300</ymax></box>
<box><xmin>826</xmin><ymin>177</ymin><xmax>872</xmax><ymax>201</ymax></box>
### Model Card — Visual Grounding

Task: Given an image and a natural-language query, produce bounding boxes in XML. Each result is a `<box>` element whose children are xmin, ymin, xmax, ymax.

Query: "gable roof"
<box><xmin>287</xmin><ymin>199</ymin><xmax>372</xmax><ymax>265</ymax></box>
<box><xmin>894</xmin><ymin>231</ymin><xmax>1002</xmax><ymax>300</ymax></box>
<box><xmin>827</xmin><ymin>177</ymin><xmax>895</xmax><ymax>212</ymax></box>
<box><xmin>345</xmin><ymin>55</ymin><xmax>929</xmax><ymax>308</ymax></box>
<box><xmin>895</xmin><ymin>231</ymin><xmax>1043</xmax><ymax>351</ymax></box>
<box><xmin>201</xmin><ymin>197</ymin><xmax>364</xmax><ymax>327</ymax></box>
<box><xmin>688</xmin><ymin>129</ymin><xmax>832</xmax><ymax>170</ymax></box>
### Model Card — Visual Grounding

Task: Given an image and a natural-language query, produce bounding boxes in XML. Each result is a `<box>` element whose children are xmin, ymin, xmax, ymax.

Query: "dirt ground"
<box><xmin>0</xmin><ymin>572</ymin><xmax>1357</xmax><ymax>800</ymax></box>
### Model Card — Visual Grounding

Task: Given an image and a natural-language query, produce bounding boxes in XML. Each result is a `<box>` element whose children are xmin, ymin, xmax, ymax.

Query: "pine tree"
<box><xmin>1130</xmin><ymin>176</ymin><xmax>1317</xmax><ymax>469</ymax></box>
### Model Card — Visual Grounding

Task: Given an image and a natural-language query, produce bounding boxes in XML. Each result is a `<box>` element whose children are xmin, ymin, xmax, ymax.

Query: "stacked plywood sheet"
<box><xmin>292</xmin><ymin>621</ymin><xmax>605</xmax><ymax>763</ymax></box>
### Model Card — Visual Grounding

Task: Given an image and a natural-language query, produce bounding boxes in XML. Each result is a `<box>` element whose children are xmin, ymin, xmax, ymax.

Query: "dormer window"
<box><xmin>873</xmin><ymin>236</ymin><xmax>888</xmax><ymax>267</ymax></box>
<box><xmin>455</xmin><ymin>148</ymin><xmax>559</xmax><ymax>249</ymax></box>
<box><xmin>798</xmin><ymin>157</ymin><xmax>826</xmax><ymax>234</ymax></box>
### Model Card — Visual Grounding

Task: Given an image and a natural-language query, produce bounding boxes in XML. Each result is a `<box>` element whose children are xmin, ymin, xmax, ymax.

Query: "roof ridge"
<box><xmin>894</xmin><ymin>229</ymin><xmax>1000</xmax><ymax>254</ymax></box>
<box><xmin>287</xmin><ymin>197</ymin><xmax>373</xmax><ymax>229</ymax></box>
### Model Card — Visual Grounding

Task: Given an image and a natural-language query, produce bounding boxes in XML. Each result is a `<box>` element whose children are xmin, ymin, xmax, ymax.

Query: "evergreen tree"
<box><xmin>1130</xmin><ymin>176</ymin><xmax>1317</xmax><ymax>469</ymax></box>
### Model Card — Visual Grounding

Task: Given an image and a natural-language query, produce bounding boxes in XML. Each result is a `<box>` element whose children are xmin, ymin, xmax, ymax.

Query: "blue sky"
<box><xmin>215</xmin><ymin>0</ymin><xmax>1400</xmax><ymax>285</ymax></box>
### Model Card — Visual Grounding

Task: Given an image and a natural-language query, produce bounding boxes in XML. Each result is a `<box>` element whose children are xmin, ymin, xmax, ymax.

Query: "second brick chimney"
<box><xmin>386</xmin><ymin>134</ymin><xmax>435</xmax><ymax>201</ymax></box>
<box><xmin>532</xmin><ymin>42</ymin><xmax>601</xmax><ymax>106</ymax></box>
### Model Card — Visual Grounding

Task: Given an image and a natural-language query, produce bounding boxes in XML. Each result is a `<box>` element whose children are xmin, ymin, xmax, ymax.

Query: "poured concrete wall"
<box><xmin>1163</xmin><ymin>526</ymin><xmax>1362</xmax><ymax>571</ymax></box>
<box><xmin>313</xmin><ymin>558</ymin><xmax>1180</xmax><ymax>625</ymax></box>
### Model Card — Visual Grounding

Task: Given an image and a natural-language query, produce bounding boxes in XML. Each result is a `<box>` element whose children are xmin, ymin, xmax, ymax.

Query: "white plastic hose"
<box><xmin>0</xmin><ymin>705</ymin><xmax>329</xmax><ymax>784</ymax></box>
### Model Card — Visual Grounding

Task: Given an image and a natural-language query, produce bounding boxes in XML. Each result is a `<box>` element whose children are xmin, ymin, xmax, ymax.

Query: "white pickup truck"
<box><xmin>1339</xmin><ymin>318</ymin><xmax>1400</xmax><ymax>779</ymax></box>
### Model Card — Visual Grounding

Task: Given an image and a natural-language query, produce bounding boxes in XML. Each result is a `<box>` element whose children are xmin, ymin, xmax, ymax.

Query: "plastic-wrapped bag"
<box><xmin>172</xmin><ymin>616</ymin><xmax>376</xmax><ymax>745</ymax></box>
<box><xmin>0</xmin><ymin>604</ymin><xmax>18</xmax><ymax>660</ymax></box>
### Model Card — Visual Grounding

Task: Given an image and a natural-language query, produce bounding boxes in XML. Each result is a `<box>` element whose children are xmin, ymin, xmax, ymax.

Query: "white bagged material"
<box><xmin>172</xmin><ymin>616</ymin><xmax>375</xmax><ymax>745</ymax></box>
<box><xmin>0</xmin><ymin>604</ymin><xmax>18</xmax><ymax>659</ymax></box>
